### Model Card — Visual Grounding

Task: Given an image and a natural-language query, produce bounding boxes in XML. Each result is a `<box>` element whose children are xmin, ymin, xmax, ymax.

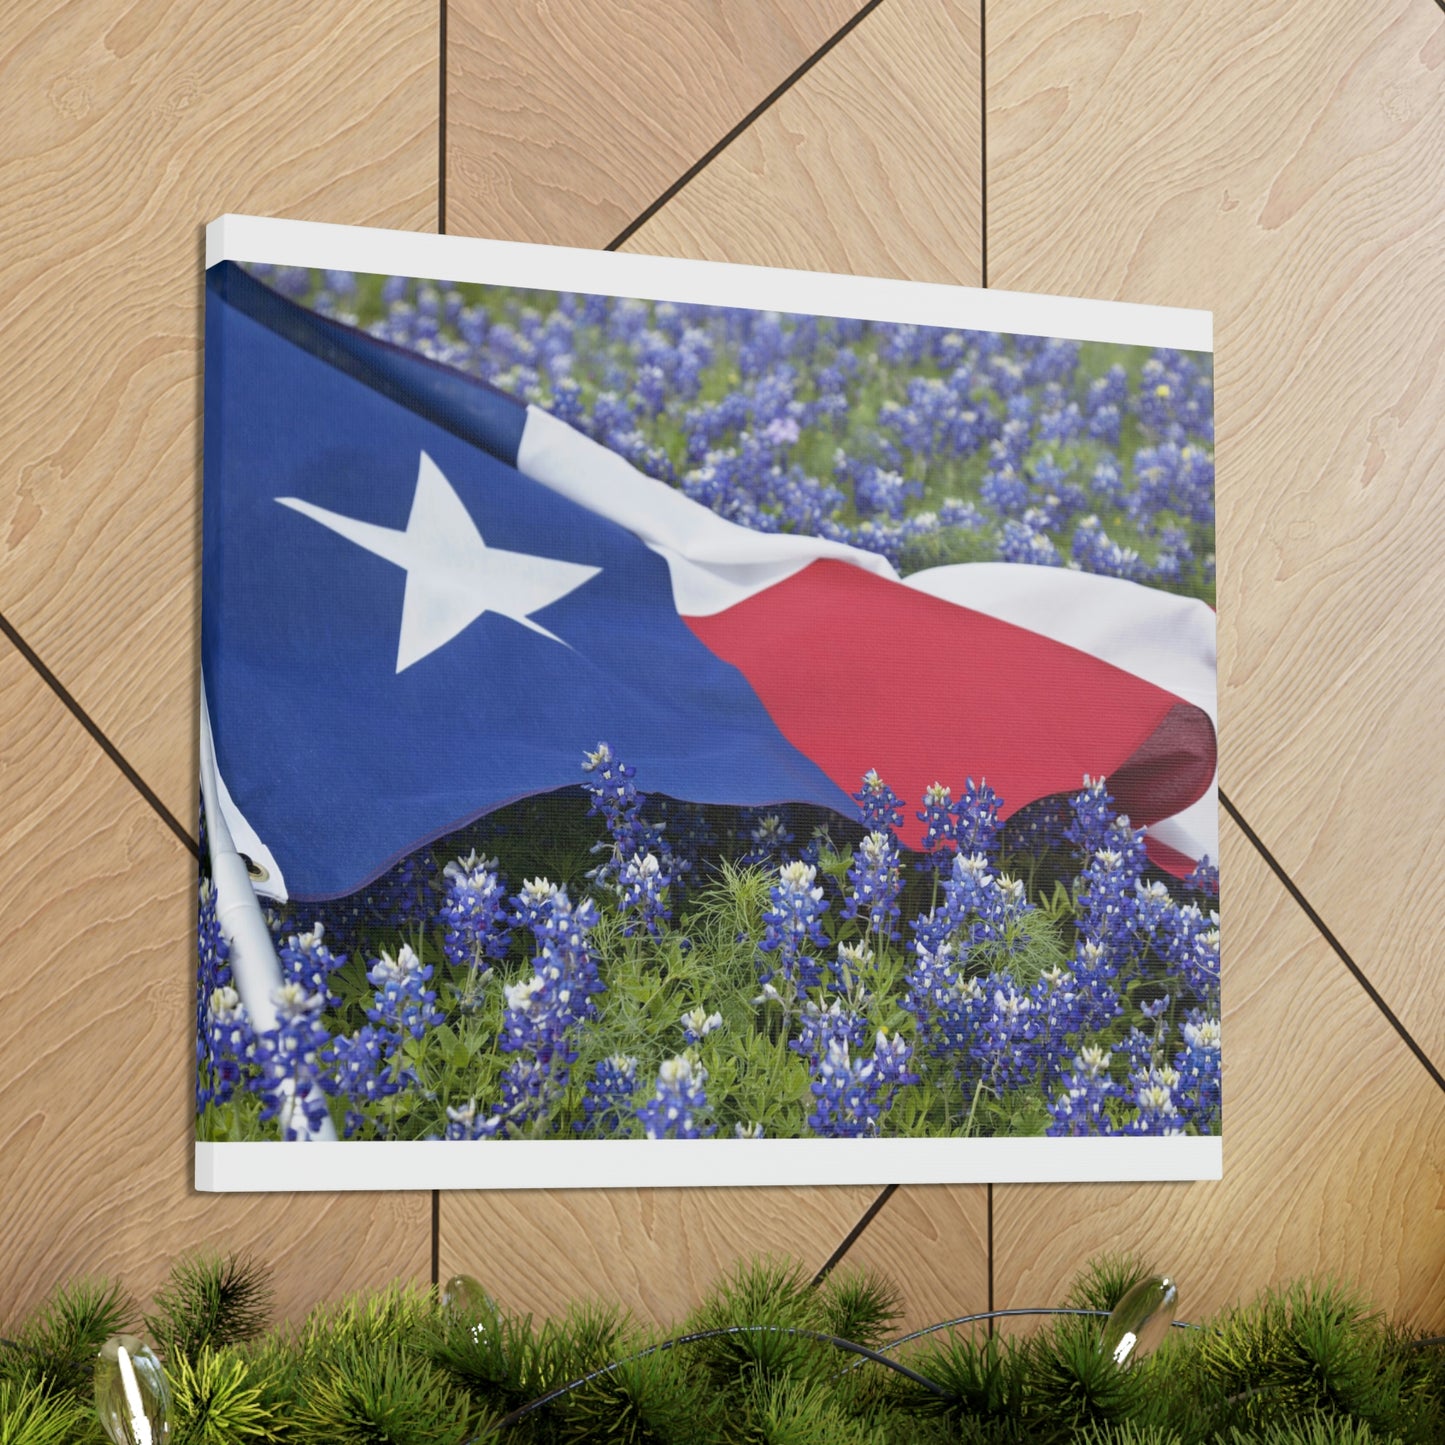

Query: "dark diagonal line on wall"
<box><xmin>1220</xmin><ymin>788</ymin><xmax>1445</xmax><ymax>1094</ymax></box>
<box><xmin>0</xmin><ymin>609</ymin><xmax>199</xmax><ymax>857</ymax></box>
<box><xmin>439</xmin><ymin>0</ymin><xmax>448</xmax><ymax>235</ymax></box>
<box><xmin>605</xmin><ymin>0</ymin><xmax>889</xmax><ymax>252</ymax></box>
<box><xmin>812</xmin><ymin>1185</ymin><xmax>899</xmax><ymax>1285</ymax></box>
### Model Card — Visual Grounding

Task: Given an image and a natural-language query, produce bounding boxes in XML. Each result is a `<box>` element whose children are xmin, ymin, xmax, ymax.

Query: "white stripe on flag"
<box><xmin>518</xmin><ymin>405</ymin><xmax>898</xmax><ymax>615</ymax></box>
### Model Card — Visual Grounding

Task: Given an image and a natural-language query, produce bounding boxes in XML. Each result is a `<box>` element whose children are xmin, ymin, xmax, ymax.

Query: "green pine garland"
<box><xmin>1</xmin><ymin>1251</ymin><xmax>1439</xmax><ymax>1444</ymax></box>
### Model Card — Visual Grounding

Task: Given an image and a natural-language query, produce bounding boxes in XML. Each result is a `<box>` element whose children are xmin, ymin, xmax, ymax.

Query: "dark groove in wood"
<box><xmin>605</xmin><ymin>0</ymin><xmax>890</xmax><ymax>252</ymax></box>
<box><xmin>1220</xmin><ymin>788</ymin><xmax>1444</xmax><ymax>1093</ymax></box>
<box><xmin>811</xmin><ymin>1184</ymin><xmax>899</xmax><ymax>1285</ymax></box>
<box><xmin>0</xmin><ymin>610</ymin><xmax>199</xmax><ymax>857</ymax></box>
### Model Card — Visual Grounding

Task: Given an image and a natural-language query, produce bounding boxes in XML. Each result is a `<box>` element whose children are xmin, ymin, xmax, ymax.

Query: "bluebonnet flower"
<box><xmin>953</xmin><ymin>777</ymin><xmax>1002</xmax><ymax>856</ymax></box>
<box><xmin>1088</xmin><ymin>403</ymin><xmax>1122</xmax><ymax>447</ymax></box>
<box><xmin>970</xmin><ymin>975</ymin><xmax>1042</xmax><ymax>1091</ymax></box>
<box><xmin>1184</xmin><ymin>855</ymin><xmax>1219</xmax><ymax>900</ymax></box>
<box><xmin>579</xmin><ymin>1054</ymin><xmax>639</xmax><ymax>1137</ymax></box>
<box><xmin>488</xmin><ymin>889</ymin><xmax>604</xmax><ymax>1136</ymax></box>
<box><xmin>854</xmin><ymin>769</ymin><xmax>904</xmax><ymax>837</ymax></box>
<box><xmin>998</xmin><ymin>517</ymin><xmax>1061</xmax><ymax>566</ymax></box>
<box><xmin>251</xmin><ymin>981</ymin><xmax>332</xmax><ymax>1139</ymax></box>
<box><xmin>1047</xmin><ymin>1044</ymin><xmax>1119</xmax><ymax>1136</ymax></box>
<box><xmin>840</xmin><ymin>831</ymin><xmax>903</xmax><ymax>943</ymax></box>
<box><xmin>367</xmin><ymin>944</ymin><xmax>445</xmax><ymax>1040</ymax></box>
<box><xmin>1065</xmin><ymin>776</ymin><xmax>1117</xmax><ymax>859</ymax></box>
<box><xmin>326</xmin><ymin>1026</ymin><xmax>404</xmax><ymax>1137</ymax></box>
<box><xmin>1124</xmin><ymin>1064</ymin><xmax>1184</xmax><ymax>1136</ymax></box>
<box><xmin>445</xmin><ymin>1098</ymin><xmax>485</xmax><ymax>1141</ymax></box>
<box><xmin>509</xmin><ymin>876</ymin><xmax>563</xmax><ymax>936</ymax></box>
<box><xmin>917</xmin><ymin>782</ymin><xmax>958</xmax><ymax>865</ymax></box>
<box><xmin>1172</xmin><ymin>1012</ymin><xmax>1221</xmax><ymax>1131</ymax></box>
<box><xmin>363</xmin><ymin>852</ymin><xmax>437</xmax><ymax>931</ymax></box>
<box><xmin>792</xmin><ymin>999</ymin><xmax>870</xmax><ymax>1066</ymax></box>
<box><xmin>807</xmin><ymin>1029</ymin><xmax>915</xmax><ymax>1137</ymax></box>
<box><xmin>440</xmin><ymin>851</ymin><xmax>511</xmax><ymax>972</ymax></box>
<box><xmin>901</xmin><ymin>939</ymin><xmax>987</xmax><ymax>1059</ymax></box>
<box><xmin>279</xmin><ymin>923</ymin><xmax>346</xmax><ymax>1008</ymax></box>
<box><xmin>915</xmin><ymin>851</ymin><xmax>1034</xmax><ymax>960</ymax></box>
<box><xmin>618</xmin><ymin>850</ymin><xmax>672</xmax><ymax>937</ymax></box>
<box><xmin>759</xmin><ymin>860</ymin><xmax>830</xmax><ymax>993</ymax></box>
<box><xmin>681</xmin><ymin>1008</ymin><xmax>723</xmax><ymax>1045</ymax></box>
<box><xmin>196</xmin><ymin>879</ymin><xmax>239</xmax><ymax>1111</ymax></box>
<box><xmin>740</xmin><ymin>810</ymin><xmax>793</xmax><ymax>866</ymax></box>
<box><xmin>201</xmin><ymin>985</ymin><xmax>250</xmax><ymax>1111</ymax></box>
<box><xmin>638</xmin><ymin>1055</ymin><xmax>713</xmax><ymax>1139</ymax></box>
<box><xmin>1072</xmin><ymin>517</ymin><xmax>1149</xmax><ymax>582</ymax></box>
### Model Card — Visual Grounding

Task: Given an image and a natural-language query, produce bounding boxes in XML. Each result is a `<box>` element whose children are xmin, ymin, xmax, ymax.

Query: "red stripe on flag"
<box><xmin>685</xmin><ymin>560</ymin><xmax>1215</xmax><ymax>854</ymax></box>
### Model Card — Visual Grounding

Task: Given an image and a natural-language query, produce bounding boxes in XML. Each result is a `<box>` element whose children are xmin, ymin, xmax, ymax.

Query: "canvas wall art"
<box><xmin>196</xmin><ymin>216</ymin><xmax>1218</xmax><ymax>1190</ymax></box>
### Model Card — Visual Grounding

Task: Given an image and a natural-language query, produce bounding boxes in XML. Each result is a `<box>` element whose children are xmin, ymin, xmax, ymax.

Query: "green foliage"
<box><xmin>815</xmin><ymin>1269</ymin><xmax>902</xmax><ymax>1352</ymax></box>
<box><xmin>1068</xmin><ymin>1254</ymin><xmax>1156</xmax><ymax>1313</ymax></box>
<box><xmin>0</xmin><ymin>1377</ymin><xmax>96</xmax><ymax>1445</ymax></box>
<box><xmin>905</xmin><ymin>1328</ymin><xmax>1030</xmax><ymax>1435</ymax></box>
<box><xmin>1188</xmin><ymin>1281</ymin><xmax>1404</xmax><ymax>1434</ymax></box>
<box><xmin>145</xmin><ymin>1251</ymin><xmax>272</xmax><ymax>1360</ymax></box>
<box><xmin>289</xmin><ymin>1337</ymin><xmax>485</xmax><ymax>1444</ymax></box>
<box><xmin>1022</xmin><ymin>1314</ymin><xmax>1151</xmax><ymax>1438</ymax></box>
<box><xmin>1</xmin><ymin>1278</ymin><xmax>131</xmax><ymax>1404</ymax></box>
<box><xmin>1</xmin><ymin>1252</ymin><xmax>1439</xmax><ymax>1444</ymax></box>
<box><xmin>169</xmin><ymin>1346</ymin><xmax>273</xmax><ymax>1444</ymax></box>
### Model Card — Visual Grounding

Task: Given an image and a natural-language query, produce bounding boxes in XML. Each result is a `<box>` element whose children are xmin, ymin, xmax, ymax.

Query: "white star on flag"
<box><xmin>277</xmin><ymin>451</ymin><xmax>600</xmax><ymax>672</ymax></box>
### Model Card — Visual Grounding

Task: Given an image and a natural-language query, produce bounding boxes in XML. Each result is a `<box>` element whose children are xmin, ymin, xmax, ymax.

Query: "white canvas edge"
<box><xmin>196</xmin><ymin>1137</ymin><xmax>1221</xmax><ymax>1191</ymax></box>
<box><xmin>205</xmin><ymin>214</ymin><xmax>1213</xmax><ymax>353</ymax></box>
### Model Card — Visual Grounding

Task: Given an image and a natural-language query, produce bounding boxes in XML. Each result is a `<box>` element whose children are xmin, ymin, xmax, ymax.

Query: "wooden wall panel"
<box><xmin>625</xmin><ymin>0</ymin><xmax>982</xmax><ymax>286</ymax></box>
<box><xmin>445</xmin><ymin>0</ymin><xmax>864</xmax><ymax>248</ymax></box>
<box><xmin>987</xmin><ymin>0</ymin><xmax>1445</xmax><ymax>1068</ymax></box>
<box><xmin>0</xmin><ymin>0</ymin><xmax>438</xmax><ymax>830</ymax></box>
<box><xmin>439</xmin><ymin>1187</ymin><xmax>881</xmax><ymax>1328</ymax></box>
<box><xmin>839</xmin><ymin>1185</ymin><xmax>990</xmax><ymax>1332</ymax></box>
<box><xmin>0</xmin><ymin>641</ymin><xmax>429</xmax><ymax>1327</ymax></box>
<box><xmin>992</xmin><ymin>815</ymin><xmax>1445</xmax><ymax>1329</ymax></box>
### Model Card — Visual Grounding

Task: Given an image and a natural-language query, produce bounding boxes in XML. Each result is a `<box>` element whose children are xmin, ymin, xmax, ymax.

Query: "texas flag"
<box><xmin>202</xmin><ymin>261</ymin><xmax>1216</xmax><ymax>902</ymax></box>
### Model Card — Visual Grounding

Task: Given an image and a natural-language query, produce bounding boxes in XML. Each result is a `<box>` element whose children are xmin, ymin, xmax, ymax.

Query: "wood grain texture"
<box><xmin>991</xmin><ymin>815</ymin><xmax>1445</xmax><ymax>1330</ymax></box>
<box><xmin>445</xmin><ymin>0</ymin><xmax>864</xmax><ymax>248</ymax></box>
<box><xmin>987</xmin><ymin>0</ymin><xmax>1445</xmax><ymax>1069</ymax></box>
<box><xmin>439</xmin><ymin>1186</ymin><xmax>882</xmax><ymax>1327</ymax></box>
<box><xmin>836</xmin><ymin>1185</ymin><xmax>990</xmax><ymax>1332</ymax></box>
<box><xmin>625</xmin><ymin>0</ymin><xmax>982</xmax><ymax>284</ymax></box>
<box><xmin>0</xmin><ymin>640</ymin><xmax>429</xmax><ymax>1327</ymax></box>
<box><xmin>0</xmin><ymin>0</ymin><xmax>437</xmax><ymax>834</ymax></box>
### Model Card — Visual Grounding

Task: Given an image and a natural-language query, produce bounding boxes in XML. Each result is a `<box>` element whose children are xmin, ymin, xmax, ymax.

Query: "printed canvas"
<box><xmin>196</xmin><ymin>217</ymin><xmax>1218</xmax><ymax>1190</ymax></box>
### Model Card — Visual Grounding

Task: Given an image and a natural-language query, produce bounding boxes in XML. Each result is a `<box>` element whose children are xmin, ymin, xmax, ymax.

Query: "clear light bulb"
<box><xmin>442</xmin><ymin>1273</ymin><xmax>505</xmax><ymax>1355</ymax></box>
<box><xmin>95</xmin><ymin>1335</ymin><xmax>171</xmax><ymax>1445</ymax></box>
<box><xmin>1099</xmin><ymin>1275</ymin><xmax>1178</xmax><ymax>1367</ymax></box>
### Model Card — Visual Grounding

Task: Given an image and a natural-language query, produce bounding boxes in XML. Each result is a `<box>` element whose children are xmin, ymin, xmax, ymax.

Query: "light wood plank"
<box><xmin>625</xmin><ymin>0</ymin><xmax>982</xmax><ymax>284</ymax></box>
<box><xmin>0</xmin><ymin>0</ymin><xmax>438</xmax><ymax>834</ymax></box>
<box><xmin>991</xmin><ymin>814</ymin><xmax>1445</xmax><ymax>1331</ymax></box>
<box><xmin>987</xmin><ymin>0</ymin><xmax>1445</xmax><ymax>1068</ymax></box>
<box><xmin>446</xmin><ymin>0</ymin><xmax>865</xmax><ymax>248</ymax></box>
<box><xmin>837</xmin><ymin>1185</ymin><xmax>990</xmax><ymax>1333</ymax></box>
<box><xmin>0</xmin><ymin>641</ymin><xmax>429</xmax><ymax>1327</ymax></box>
<box><xmin>439</xmin><ymin>1186</ymin><xmax>883</xmax><ymax>1327</ymax></box>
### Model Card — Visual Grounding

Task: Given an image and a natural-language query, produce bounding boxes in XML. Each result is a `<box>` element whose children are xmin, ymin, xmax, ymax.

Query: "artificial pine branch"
<box><xmin>1</xmin><ymin>1252</ymin><xmax>1440</xmax><ymax>1443</ymax></box>
<box><xmin>144</xmin><ymin>1251</ymin><xmax>272</xmax><ymax>1362</ymax></box>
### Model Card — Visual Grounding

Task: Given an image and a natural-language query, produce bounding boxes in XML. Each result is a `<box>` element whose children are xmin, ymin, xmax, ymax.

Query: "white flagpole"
<box><xmin>199</xmin><ymin>683</ymin><xmax>337</xmax><ymax>1141</ymax></box>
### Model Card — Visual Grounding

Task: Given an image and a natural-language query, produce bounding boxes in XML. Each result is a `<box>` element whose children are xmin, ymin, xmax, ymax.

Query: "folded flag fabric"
<box><xmin>203</xmin><ymin>262</ymin><xmax>1216</xmax><ymax>901</ymax></box>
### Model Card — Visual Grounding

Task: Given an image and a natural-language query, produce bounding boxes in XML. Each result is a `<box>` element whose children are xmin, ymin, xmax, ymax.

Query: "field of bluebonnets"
<box><xmin>197</xmin><ymin>266</ymin><xmax>1219</xmax><ymax>1145</ymax></box>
